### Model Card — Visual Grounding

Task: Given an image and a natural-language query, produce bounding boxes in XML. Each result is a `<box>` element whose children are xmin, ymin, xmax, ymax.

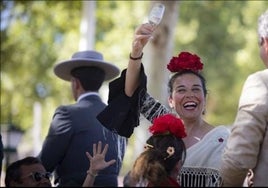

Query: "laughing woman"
<box><xmin>98</xmin><ymin>23</ymin><xmax>230</xmax><ymax>187</ymax></box>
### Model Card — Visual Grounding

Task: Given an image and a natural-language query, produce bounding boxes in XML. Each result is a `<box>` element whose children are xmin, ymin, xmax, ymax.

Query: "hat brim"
<box><xmin>54</xmin><ymin>58</ymin><xmax>120</xmax><ymax>81</ymax></box>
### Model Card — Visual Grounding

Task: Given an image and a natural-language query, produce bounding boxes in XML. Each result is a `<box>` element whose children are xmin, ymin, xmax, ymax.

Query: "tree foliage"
<box><xmin>1</xmin><ymin>1</ymin><xmax>82</xmax><ymax>133</ymax></box>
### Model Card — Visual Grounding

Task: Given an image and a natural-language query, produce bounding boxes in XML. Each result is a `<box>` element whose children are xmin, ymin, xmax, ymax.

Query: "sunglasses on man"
<box><xmin>22</xmin><ymin>172</ymin><xmax>52</xmax><ymax>182</ymax></box>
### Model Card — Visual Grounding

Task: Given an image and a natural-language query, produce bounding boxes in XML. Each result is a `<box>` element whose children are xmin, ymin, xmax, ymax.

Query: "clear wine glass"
<box><xmin>148</xmin><ymin>3</ymin><xmax>165</xmax><ymax>27</ymax></box>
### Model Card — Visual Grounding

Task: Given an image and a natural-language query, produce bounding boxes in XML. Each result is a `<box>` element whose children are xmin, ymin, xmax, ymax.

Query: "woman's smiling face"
<box><xmin>168</xmin><ymin>73</ymin><xmax>206</xmax><ymax>121</ymax></box>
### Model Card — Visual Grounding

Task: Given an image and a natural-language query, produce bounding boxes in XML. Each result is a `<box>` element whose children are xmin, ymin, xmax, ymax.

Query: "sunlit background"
<box><xmin>1</xmin><ymin>0</ymin><xmax>267</xmax><ymax>186</ymax></box>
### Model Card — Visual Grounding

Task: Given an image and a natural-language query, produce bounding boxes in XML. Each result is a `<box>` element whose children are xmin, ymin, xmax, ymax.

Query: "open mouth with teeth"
<box><xmin>183</xmin><ymin>102</ymin><xmax>197</xmax><ymax>109</ymax></box>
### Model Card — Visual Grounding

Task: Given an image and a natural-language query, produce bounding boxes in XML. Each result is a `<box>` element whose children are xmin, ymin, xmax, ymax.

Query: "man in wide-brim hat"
<box><xmin>54</xmin><ymin>50</ymin><xmax>119</xmax><ymax>82</ymax></box>
<box><xmin>38</xmin><ymin>50</ymin><xmax>127</xmax><ymax>187</ymax></box>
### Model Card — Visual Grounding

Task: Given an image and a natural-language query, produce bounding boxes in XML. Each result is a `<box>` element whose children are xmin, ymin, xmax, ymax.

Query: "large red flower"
<box><xmin>167</xmin><ymin>51</ymin><xmax>203</xmax><ymax>73</ymax></box>
<box><xmin>149</xmin><ymin>114</ymin><xmax>187</xmax><ymax>139</ymax></box>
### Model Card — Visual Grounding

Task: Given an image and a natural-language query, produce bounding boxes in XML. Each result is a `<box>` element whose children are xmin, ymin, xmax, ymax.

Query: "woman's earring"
<box><xmin>202</xmin><ymin>109</ymin><xmax>206</xmax><ymax>115</ymax></box>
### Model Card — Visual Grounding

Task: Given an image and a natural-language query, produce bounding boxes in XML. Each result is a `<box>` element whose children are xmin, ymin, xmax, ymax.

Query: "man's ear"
<box><xmin>71</xmin><ymin>77</ymin><xmax>81</xmax><ymax>90</ymax></box>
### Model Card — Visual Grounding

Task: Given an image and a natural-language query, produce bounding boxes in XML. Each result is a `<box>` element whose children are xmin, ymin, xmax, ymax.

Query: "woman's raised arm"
<box><xmin>125</xmin><ymin>23</ymin><xmax>154</xmax><ymax>97</ymax></box>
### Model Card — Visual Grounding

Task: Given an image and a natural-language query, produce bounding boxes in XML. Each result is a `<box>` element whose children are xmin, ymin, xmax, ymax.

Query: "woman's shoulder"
<box><xmin>212</xmin><ymin>125</ymin><xmax>231</xmax><ymax>134</ymax></box>
<box><xmin>200</xmin><ymin>122</ymin><xmax>229</xmax><ymax>138</ymax></box>
<box><xmin>187</xmin><ymin>125</ymin><xmax>230</xmax><ymax>152</ymax></box>
<box><xmin>205</xmin><ymin>125</ymin><xmax>230</xmax><ymax>141</ymax></box>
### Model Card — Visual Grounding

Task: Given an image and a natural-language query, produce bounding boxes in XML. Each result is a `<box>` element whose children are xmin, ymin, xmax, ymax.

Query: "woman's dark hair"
<box><xmin>71</xmin><ymin>66</ymin><xmax>105</xmax><ymax>91</ymax></box>
<box><xmin>168</xmin><ymin>69</ymin><xmax>208</xmax><ymax>97</ymax></box>
<box><xmin>130</xmin><ymin>134</ymin><xmax>186</xmax><ymax>186</ymax></box>
<box><xmin>5</xmin><ymin>156</ymin><xmax>42</xmax><ymax>187</ymax></box>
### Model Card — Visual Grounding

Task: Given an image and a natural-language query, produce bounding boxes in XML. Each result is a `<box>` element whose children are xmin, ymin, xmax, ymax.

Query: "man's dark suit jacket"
<box><xmin>38</xmin><ymin>94</ymin><xmax>127</xmax><ymax>186</ymax></box>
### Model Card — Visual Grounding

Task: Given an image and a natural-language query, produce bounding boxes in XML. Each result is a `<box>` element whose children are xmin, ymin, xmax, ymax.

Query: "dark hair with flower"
<box><xmin>130</xmin><ymin>114</ymin><xmax>187</xmax><ymax>186</ymax></box>
<box><xmin>149</xmin><ymin>114</ymin><xmax>187</xmax><ymax>139</ymax></box>
<box><xmin>167</xmin><ymin>51</ymin><xmax>203</xmax><ymax>73</ymax></box>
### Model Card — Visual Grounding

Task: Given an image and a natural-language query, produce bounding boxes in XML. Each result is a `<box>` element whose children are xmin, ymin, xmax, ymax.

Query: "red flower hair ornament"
<box><xmin>167</xmin><ymin>51</ymin><xmax>203</xmax><ymax>73</ymax></box>
<box><xmin>149</xmin><ymin>114</ymin><xmax>187</xmax><ymax>139</ymax></box>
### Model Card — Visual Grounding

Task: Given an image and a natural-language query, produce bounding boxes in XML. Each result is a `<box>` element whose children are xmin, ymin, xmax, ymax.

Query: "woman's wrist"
<box><xmin>129</xmin><ymin>52</ymin><xmax>143</xmax><ymax>60</ymax></box>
